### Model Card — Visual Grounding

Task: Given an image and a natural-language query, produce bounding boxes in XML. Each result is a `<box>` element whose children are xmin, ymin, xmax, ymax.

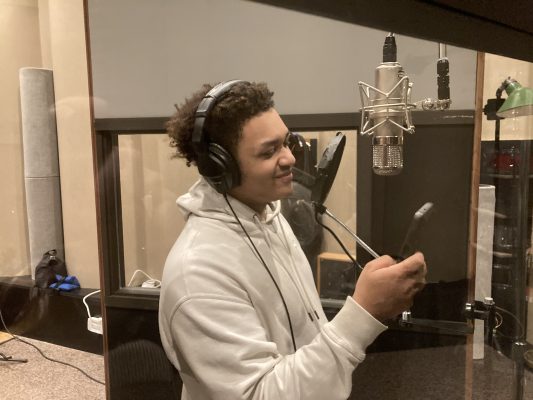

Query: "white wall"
<box><xmin>87</xmin><ymin>0</ymin><xmax>477</xmax><ymax>119</ymax></box>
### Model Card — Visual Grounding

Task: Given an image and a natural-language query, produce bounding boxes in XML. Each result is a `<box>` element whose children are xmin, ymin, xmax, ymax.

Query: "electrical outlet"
<box><xmin>87</xmin><ymin>316</ymin><xmax>103</xmax><ymax>335</ymax></box>
<box><xmin>141</xmin><ymin>279</ymin><xmax>159</xmax><ymax>288</ymax></box>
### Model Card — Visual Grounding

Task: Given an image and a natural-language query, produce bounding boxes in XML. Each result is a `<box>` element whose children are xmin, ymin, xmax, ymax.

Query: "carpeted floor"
<box><xmin>351</xmin><ymin>344</ymin><xmax>533</xmax><ymax>400</ymax></box>
<box><xmin>0</xmin><ymin>335</ymin><xmax>105</xmax><ymax>400</ymax></box>
<box><xmin>1</xmin><ymin>332</ymin><xmax>531</xmax><ymax>400</ymax></box>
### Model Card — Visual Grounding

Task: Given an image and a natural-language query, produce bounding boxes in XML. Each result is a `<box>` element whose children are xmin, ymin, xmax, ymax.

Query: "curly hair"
<box><xmin>167</xmin><ymin>81</ymin><xmax>275</xmax><ymax>166</ymax></box>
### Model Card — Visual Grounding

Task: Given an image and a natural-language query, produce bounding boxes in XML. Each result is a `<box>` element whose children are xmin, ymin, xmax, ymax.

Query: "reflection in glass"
<box><xmin>118</xmin><ymin>134</ymin><xmax>199</xmax><ymax>288</ymax></box>
<box><xmin>117</xmin><ymin>131</ymin><xmax>357</xmax><ymax>289</ymax></box>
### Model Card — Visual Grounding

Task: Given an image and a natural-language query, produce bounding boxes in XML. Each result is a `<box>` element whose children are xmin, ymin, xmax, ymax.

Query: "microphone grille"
<box><xmin>372</xmin><ymin>143</ymin><xmax>403</xmax><ymax>176</ymax></box>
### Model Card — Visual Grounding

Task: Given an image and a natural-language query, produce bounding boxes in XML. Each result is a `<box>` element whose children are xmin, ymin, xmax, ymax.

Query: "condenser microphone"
<box><xmin>371</xmin><ymin>61</ymin><xmax>407</xmax><ymax>175</ymax></box>
<box><xmin>359</xmin><ymin>33</ymin><xmax>414</xmax><ymax>176</ymax></box>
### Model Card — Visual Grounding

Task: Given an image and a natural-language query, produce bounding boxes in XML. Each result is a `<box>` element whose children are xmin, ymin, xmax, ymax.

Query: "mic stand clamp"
<box><xmin>0</xmin><ymin>352</ymin><xmax>28</xmax><ymax>363</ymax></box>
<box><xmin>399</xmin><ymin>297</ymin><xmax>496</xmax><ymax>338</ymax></box>
<box><xmin>464</xmin><ymin>297</ymin><xmax>496</xmax><ymax>345</ymax></box>
<box><xmin>414</xmin><ymin>97</ymin><xmax>451</xmax><ymax>111</ymax></box>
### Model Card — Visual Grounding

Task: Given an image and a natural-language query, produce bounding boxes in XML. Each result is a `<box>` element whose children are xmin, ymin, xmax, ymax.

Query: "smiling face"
<box><xmin>228</xmin><ymin>108</ymin><xmax>295</xmax><ymax>215</ymax></box>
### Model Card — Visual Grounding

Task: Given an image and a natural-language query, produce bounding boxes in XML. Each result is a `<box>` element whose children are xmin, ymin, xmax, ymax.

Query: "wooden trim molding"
<box><xmin>94</xmin><ymin>110</ymin><xmax>474</xmax><ymax>133</ymax></box>
<box><xmin>464</xmin><ymin>50</ymin><xmax>485</xmax><ymax>400</ymax></box>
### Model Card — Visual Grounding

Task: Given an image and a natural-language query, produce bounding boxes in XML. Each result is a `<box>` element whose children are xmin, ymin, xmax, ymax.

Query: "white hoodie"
<box><xmin>159</xmin><ymin>178</ymin><xmax>386</xmax><ymax>400</ymax></box>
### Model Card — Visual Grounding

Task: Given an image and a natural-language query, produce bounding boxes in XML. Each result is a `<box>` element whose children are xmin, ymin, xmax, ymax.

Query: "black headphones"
<box><xmin>192</xmin><ymin>80</ymin><xmax>246</xmax><ymax>193</ymax></box>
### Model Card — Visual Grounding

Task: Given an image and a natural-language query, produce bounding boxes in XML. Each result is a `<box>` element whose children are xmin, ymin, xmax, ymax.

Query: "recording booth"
<box><xmin>1</xmin><ymin>2</ymin><xmax>533</xmax><ymax>400</ymax></box>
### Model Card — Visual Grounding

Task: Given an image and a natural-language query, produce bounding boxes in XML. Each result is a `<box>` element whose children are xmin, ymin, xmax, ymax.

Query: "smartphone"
<box><xmin>398</xmin><ymin>202</ymin><xmax>434</xmax><ymax>260</ymax></box>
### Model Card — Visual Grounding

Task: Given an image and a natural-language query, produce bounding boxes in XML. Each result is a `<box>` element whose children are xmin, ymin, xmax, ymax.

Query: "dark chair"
<box><xmin>109</xmin><ymin>339</ymin><xmax>182</xmax><ymax>399</ymax></box>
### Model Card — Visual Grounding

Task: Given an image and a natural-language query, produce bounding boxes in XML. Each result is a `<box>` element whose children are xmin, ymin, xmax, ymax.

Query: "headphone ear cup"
<box><xmin>202</xmin><ymin>143</ymin><xmax>240</xmax><ymax>193</ymax></box>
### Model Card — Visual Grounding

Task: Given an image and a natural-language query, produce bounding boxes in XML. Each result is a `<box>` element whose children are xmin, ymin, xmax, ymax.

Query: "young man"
<box><xmin>159</xmin><ymin>80</ymin><xmax>426</xmax><ymax>400</ymax></box>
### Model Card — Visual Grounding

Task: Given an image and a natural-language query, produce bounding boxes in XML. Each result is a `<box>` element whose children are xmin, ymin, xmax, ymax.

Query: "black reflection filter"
<box><xmin>311</xmin><ymin>133</ymin><xmax>346</xmax><ymax>205</ymax></box>
<box><xmin>309</xmin><ymin>132</ymin><xmax>362</xmax><ymax>271</ymax></box>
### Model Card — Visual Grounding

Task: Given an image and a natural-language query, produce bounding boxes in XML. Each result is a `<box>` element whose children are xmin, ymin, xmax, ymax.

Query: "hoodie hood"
<box><xmin>177</xmin><ymin>178</ymin><xmax>281</xmax><ymax>233</ymax></box>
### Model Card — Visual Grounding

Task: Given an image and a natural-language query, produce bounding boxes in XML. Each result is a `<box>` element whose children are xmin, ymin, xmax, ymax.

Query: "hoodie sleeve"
<box><xmin>167</xmin><ymin>293</ymin><xmax>386</xmax><ymax>400</ymax></box>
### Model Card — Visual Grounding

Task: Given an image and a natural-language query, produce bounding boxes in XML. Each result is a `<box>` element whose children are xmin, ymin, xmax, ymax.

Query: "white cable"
<box><xmin>82</xmin><ymin>290</ymin><xmax>101</xmax><ymax>318</ymax></box>
<box><xmin>127</xmin><ymin>269</ymin><xmax>161</xmax><ymax>288</ymax></box>
<box><xmin>494</xmin><ymin>312</ymin><xmax>503</xmax><ymax>329</ymax></box>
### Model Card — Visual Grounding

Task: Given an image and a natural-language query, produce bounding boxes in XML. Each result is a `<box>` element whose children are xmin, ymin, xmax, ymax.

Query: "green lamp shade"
<box><xmin>496</xmin><ymin>80</ymin><xmax>533</xmax><ymax>118</ymax></box>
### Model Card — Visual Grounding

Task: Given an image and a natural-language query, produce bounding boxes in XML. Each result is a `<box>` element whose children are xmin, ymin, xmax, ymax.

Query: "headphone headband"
<box><xmin>191</xmin><ymin>79</ymin><xmax>246</xmax><ymax>193</ymax></box>
<box><xmin>192</xmin><ymin>80</ymin><xmax>245</xmax><ymax>155</ymax></box>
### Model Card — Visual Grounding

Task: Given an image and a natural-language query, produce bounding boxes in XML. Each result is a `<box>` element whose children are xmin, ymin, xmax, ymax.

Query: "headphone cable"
<box><xmin>223</xmin><ymin>194</ymin><xmax>297</xmax><ymax>352</ymax></box>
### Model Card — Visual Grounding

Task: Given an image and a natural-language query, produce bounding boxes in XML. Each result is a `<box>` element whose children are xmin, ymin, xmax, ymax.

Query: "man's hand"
<box><xmin>352</xmin><ymin>253</ymin><xmax>426</xmax><ymax>322</ymax></box>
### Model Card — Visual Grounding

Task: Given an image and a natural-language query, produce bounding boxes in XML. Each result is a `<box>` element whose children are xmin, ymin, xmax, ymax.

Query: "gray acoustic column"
<box><xmin>473</xmin><ymin>184</ymin><xmax>495</xmax><ymax>359</ymax></box>
<box><xmin>19</xmin><ymin>68</ymin><xmax>64</xmax><ymax>279</ymax></box>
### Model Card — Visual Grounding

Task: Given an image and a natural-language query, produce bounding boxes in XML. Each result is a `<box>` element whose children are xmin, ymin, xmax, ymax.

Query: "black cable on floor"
<box><xmin>0</xmin><ymin>307</ymin><xmax>104</xmax><ymax>385</ymax></box>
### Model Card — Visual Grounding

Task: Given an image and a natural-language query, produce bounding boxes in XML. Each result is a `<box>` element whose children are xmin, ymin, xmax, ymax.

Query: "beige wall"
<box><xmin>41</xmin><ymin>0</ymin><xmax>99</xmax><ymax>288</ymax></box>
<box><xmin>1</xmin><ymin>0</ymin><xmax>100</xmax><ymax>288</ymax></box>
<box><xmin>120</xmin><ymin>134</ymin><xmax>199</xmax><ymax>284</ymax></box>
<box><xmin>0</xmin><ymin>0</ymin><xmax>41</xmax><ymax>276</ymax></box>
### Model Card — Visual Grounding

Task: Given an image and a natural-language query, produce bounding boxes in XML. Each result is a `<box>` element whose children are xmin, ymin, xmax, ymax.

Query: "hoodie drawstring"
<box><xmin>256</xmin><ymin>214</ymin><xmax>320</xmax><ymax>325</ymax></box>
<box><xmin>277</xmin><ymin>216</ymin><xmax>321</xmax><ymax>323</ymax></box>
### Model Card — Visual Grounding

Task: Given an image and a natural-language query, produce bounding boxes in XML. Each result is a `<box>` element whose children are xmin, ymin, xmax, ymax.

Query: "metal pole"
<box><xmin>323</xmin><ymin>208</ymin><xmax>380</xmax><ymax>259</ymax></box>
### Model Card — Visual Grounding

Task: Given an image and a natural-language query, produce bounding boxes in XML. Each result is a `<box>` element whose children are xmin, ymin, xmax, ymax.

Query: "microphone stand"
<box><xmin>313</xmin><ymin>202</ymin><xmax>497</xmax><ymax>337</ymax></box>
<box><xmin>0</xmin><ymin>351</ymin><xmax>27</xmax><ymax>363</ymax></box>
<box><xmin>313</xmin><ymin>202</ymin><xmax>379</xmax><ymax>259</ymax></box>
<box><xmin>313</xmin><ymin>202</ymin><xmax>377</xmax><ymax>310</ymax></box>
